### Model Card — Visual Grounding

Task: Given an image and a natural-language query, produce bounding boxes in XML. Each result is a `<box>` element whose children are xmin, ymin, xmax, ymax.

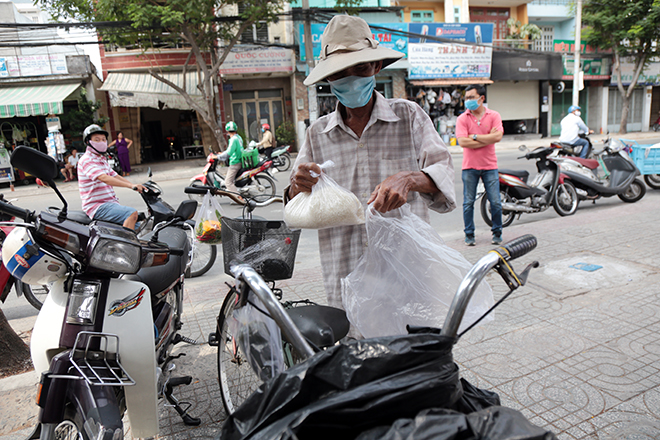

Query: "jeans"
<box><xmin>462</xmin><ymin>169</ymin><xmax>502</xmax><ymax>237</ymax></box>
<box><xmin>573</xmin><ymin>138</ymin><xmax>590</xmax><ymax>158</ymax></box>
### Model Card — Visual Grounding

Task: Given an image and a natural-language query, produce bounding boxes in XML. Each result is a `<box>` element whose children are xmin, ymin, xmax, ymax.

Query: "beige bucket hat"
<box><xmin>303</xmin><ymin>15</ymin><xmax>404</xmax><ymax>86</ymax></box>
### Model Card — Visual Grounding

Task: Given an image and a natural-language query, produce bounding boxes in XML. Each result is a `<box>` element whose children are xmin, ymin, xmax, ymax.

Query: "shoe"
<box><xmin>465</xmin><ymin>235</ymin><xmax>476</xmax><ymax>246</ymax></box>
<box><xmin>492</xmin><ymin>234</ymin><xmax>502</xmax><ymax>245</ymax></box>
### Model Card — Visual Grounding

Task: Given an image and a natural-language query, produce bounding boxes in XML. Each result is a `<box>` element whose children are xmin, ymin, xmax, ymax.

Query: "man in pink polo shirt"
<box><xmin>456</xmin><ymin>84</ymin><xmax>503</xmax><ymax>246</ymax></box>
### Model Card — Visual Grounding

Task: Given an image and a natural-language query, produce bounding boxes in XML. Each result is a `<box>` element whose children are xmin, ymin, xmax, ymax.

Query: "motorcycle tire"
<box><xmin>274</xmin><ymin>154</ymin><xmax>291</xmax><ymax>172</ymax></box>
<box><xmin>552</xmin><ymin>181</ymin><xmax>579</xmax><ymax>216</ymax></box>
<box><xmin>189</xmin><ymin>243</ymin><xmax>217</xmax><ymax>278</ymax></box>
<box><xmin>480</xmin><ymin>191</ymin><xmax>515</xmax><ymax>228</ymax></box>
<box><xmin>618</xmin><ymin>178</ymin><xmax>646</xmax><ymax>203</ymax></box>
<box><xmin>652</xmin><ymin>123</ymin><xmax>660</xmax><ymax>132</ymax></box>
<box><xmin>22</xmin><ymin>283</ymin><xmax>49</xmax><ymax>310</ymax></box>
<box><xmin>247</xmin><ymin>175</ymin><xmax>276</xmax><ymax>199</ymax></box>
<box><xmin>217</xmin><ymin>289</ymin><xmax>264</xmax><ymax>415</ymax></box>
<box><xmin>187</xmin><ymin>179</ymin><xmax>206</xmax><ymax>203</ymax></box>
<box><xmin>643</xmin><ymin>174</ymin><xmax>660</xmax><ymax>190</ymax></box>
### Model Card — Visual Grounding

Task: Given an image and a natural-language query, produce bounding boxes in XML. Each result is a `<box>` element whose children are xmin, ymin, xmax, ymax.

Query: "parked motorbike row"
<box><xmin>481</xmin><ymin>135</ymin><xmax>647</xmax><ymax>228</ymax></box>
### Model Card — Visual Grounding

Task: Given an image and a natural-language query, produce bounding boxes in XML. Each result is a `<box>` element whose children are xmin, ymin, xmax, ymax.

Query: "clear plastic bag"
<box><xmin>227</xmin><ymin>292</ymin><xmax>285</xmax><ymax>382</ymax></box>
<box><xmin>194</xmin><ymin>191</ymin><xmax>224</xmax><ymax>244</ymax></box>
<box><xmin>341</xmin><ymin>204</ymin><xmax>494</xmax><ymax>338</ymax></box>
<box><xmin>284</xmin><ymin>160</ymin><xmax>365</xmax><ymax>229</ymax></box>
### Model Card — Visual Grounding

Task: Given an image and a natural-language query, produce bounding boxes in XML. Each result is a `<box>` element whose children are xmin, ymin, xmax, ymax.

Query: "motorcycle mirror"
<box><xmin>518</xmin><ymin>145</ymin><xmax>529</xmax><ymax>153</ymax></box>
<box><xmin>148</xmin><ymin>167</ymin><xmax>152</xmax><ymax>178</ymax></box>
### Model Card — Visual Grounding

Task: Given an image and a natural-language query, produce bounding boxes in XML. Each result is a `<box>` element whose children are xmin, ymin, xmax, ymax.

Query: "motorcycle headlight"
<box><xmin>87</xmin><ymin>222</ymin><xmax>141</xmax><ymax>274</ymax></box>
<box><xmin>66</xmin><ymin>280</ymin><xmax>101</xmax><ymax>325</ymax></box>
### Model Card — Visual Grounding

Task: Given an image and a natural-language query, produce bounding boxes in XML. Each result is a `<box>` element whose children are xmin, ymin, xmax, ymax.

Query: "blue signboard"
<box><xmin>408</xmin><ymin>23</ymin><xmax>493</xmax><ymax>44</ymax></box>
<box><xmin>299</xmin><ymin>23</ymin><xmax>408</xmax><ymax>61</ymax></box>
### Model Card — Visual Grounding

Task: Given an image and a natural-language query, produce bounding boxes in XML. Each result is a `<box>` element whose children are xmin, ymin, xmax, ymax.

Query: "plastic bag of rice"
<box><xmin>284</xmin><ymin>160</ymin><xmax>365</xmax><ymax>229</ymax></box>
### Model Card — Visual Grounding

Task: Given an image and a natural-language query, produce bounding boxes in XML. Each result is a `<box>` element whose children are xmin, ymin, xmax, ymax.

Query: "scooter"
<box><xmin>251</xmin><ymin>140</ymin><xmax>292</xmax><ymax>172</ymax></box>
<box><xmin>553</xmin><ymin>137</ymin><xmax>646</xmax><ymax>204</ymax></box>
<box><xmin>2</xmin><ymin>146</ymin><xmax>201</xmax><ymax>439</ymax></box>
<box><xmin>551</xmin><ymin>133</ymin><xmax>593</xmax><ymax>159</ymax></box>
<box><xmin>106</xmin><ymin>146</ymin><xmax>123</xmax><ymax>175</ymax></box>
<box><xmin>481</xmin><ymin>146</ymin><xmax>579</xmax><ymax>228</ymax></box>
<box><xmin>188</xmin><ymin>152</ymin><xmax>277</xmax><ymax>201</ymax></box>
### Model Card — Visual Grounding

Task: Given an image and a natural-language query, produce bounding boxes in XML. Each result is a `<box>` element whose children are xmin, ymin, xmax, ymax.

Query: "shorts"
<box><xmin>93</xmin><ymin>202</ymin><xmax>137</xmax><ymax>225</ymax></box>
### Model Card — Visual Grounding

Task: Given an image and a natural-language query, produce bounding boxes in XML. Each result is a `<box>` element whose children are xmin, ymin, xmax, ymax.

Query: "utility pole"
<box><xmin>572</xmin><ymin>0</ymin><xmax>582</xmax><ymax>107</ymax></box>
<box><xmin>302</xmin><ymin>0</ymin><xmax>317</xmax><ymax>122</ymax></box>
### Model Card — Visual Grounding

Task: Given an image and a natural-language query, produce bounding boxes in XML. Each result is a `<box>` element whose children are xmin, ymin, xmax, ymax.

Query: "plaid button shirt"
<box><xmin>292</xmin><ymin>92</ymin><xmax>456</xmax><ymax>308</ymax></box>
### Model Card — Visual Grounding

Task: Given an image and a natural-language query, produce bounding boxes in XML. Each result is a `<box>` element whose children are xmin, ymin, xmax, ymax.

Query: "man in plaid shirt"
<box><xmin>287</xmin><ymin>16</ymin><xmax>456</xmax><ymax>312</ymax></box>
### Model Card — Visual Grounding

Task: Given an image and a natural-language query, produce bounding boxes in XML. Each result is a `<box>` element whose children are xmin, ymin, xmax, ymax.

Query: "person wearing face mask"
<box><xmin>255</xmin><ymin>123</ymin><xmax>274</xmax><ymax>158</ymax></box>
<box><xmin>77</xmin><ymin>124</ymin><xmax>145</xmax><ymax>230</ymax></box>
<box><xmin>559</xmin><ymin>105</ymin><xmax>593</xmax><ymax>158</ymax></box>
<box><xmin>456</xmin><ymin>84</ymin><xmax>503</xmax><ymax>246</ymax></box>
<box><xmin>287</xmin><ymin>15</ymin><xmax>456</xmax><ymax>314</ymax></box>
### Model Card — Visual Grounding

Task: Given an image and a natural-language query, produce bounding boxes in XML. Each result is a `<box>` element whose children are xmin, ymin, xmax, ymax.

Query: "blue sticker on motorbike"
<box><xmin>108</xmin><ymin>288</ymin><xmax>146</xmax><ymax>317</ymax></box>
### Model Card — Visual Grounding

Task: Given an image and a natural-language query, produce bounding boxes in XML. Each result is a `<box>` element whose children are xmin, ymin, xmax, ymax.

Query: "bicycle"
<box><xmin>184</xmin><ymin>186</ymin><xmax>350</xmax><ymax>415</ymax></box>
<box><xmin>220</xmin><ymin>234</ymin><xmax>544</xmax><ymax>438</ymax></box>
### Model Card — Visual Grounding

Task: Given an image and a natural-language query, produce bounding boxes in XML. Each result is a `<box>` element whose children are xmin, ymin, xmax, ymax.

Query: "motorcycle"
<box><xmin>551</xmin><ymin>133</ymin><xmax>593</xmax><ymax>159</ymax></box>
<box><xmin>250</xmin><ymin>140</ymin><xmax>292</xmax><ymax>172</ymax></box>
<box><xmin>106</xmin><ymin>146</ymin><xmax>123</xmax><ymax>175</ymax></box>
<box><xmin>188</xmin><ymin>152</ymin><xmax>277</xmax><ymax>202</ymax></box>
<box><xmin>481</xmin><ymin>146</ymin><xmax>579</xmax><ymax>228</ymax></box>
<box><xmin>553</xmin><ymin>137</ymin><xmax>646</xmax><ymax>204</ymax></box>
<box><xmin>3</xmin><ymin>146</ymin><xmax>201</xmax><ymax>439</ymax></box>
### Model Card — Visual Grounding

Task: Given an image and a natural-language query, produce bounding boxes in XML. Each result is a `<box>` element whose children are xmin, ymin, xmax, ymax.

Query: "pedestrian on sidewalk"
<box><xmin>108</xmin><ymin>131</ymin><xmax>133</xmax><ymax>176</ymax></box>
<box><xmin>286</xmin><ymin>15</ymin><xmax>456</xmax><ymax>313</ymax></box>
<box><xmin>456</xmin><ymin>84</ymin><xmax>503</xmax><ymax>246</ymax></box>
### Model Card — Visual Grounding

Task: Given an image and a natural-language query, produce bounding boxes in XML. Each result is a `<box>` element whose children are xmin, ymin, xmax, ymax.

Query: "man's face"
<box><xmin>326</xmin><ymin>61</ymin><xmax>382</xmax><ymax>82</ymax></box>
<box><xmin>90</xmin><ymin>133</ymin><xmax>107</xmax><ymax>143</ymax></box>
<box><xmin>72</xmin><ymin>149</ymin><xmax>78</xmax><ymax>155</ymax></box>
<box><xmin>464</xmin><ymin>90</ymin><xmax>484</xmax><ymax>105</ymax></box>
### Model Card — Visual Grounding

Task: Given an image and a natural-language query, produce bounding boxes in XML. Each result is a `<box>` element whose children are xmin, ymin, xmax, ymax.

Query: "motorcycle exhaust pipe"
<box><xmin>501</xmin><ymin>202</ymin><xmax>537</xmax><ymax>213</ymax></box>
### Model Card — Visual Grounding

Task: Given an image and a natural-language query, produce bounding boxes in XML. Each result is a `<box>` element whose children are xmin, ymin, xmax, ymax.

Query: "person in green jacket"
<box><xmin>224</xmin><ymin>121</ymin><xmax>244</xmax><ymax>198</ymax></box>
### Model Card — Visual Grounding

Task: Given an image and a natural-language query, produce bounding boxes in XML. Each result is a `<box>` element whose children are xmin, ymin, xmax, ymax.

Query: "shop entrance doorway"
<box><xmin>231</xmin><ymin>89</ymin><xmax>284</xmax><ymax>141</ymax></box>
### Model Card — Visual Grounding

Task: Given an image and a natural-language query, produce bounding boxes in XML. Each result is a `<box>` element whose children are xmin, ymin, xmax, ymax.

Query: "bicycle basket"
<box><xmin>221</xmin><ymin>217</ymin><xmax>301</xmax><ymax>280</ymax></box>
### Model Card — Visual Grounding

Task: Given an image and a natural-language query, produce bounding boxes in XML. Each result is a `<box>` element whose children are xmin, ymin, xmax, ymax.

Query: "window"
<box><xmin>608</xmin><ymin>88</ymin><xmax>644</xmax><ymax>130</ymax></box>
<box><xmin>240</xmin><ymin>22</ymin><xmax>269</xmax><ymax>43</ymax></box>
<box><xmin>534</xmin><ymin>26</ymin><xmax>554</xmax><ymax>52</ymax></box>
<box><xmin>470</xmin><ymin>7</ymin><xmax>510</xmax><ymax>41</ymax></box>
<box><xmin>411</xmin><ymin>10</ymin><xmax>434</xmax><ymax>22</ymax></box>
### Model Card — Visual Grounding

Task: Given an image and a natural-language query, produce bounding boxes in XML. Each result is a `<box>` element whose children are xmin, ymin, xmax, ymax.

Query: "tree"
<box><xmin>60</xmin><ymin>88</ymin><xmax>109</xmax><ymax>138</ymax></box>
<box><xmin>582</xmin><ymin>0</ymin><xmax>660</xmax><ymax>134</ymax></box>
<box><xmin>0</xmin><ymin>308</ymin><xmax>32</xmax><ymax>378</ymax></box>
<box><xmin>38</xmin><ymin>0</ymin><xmax>286</xmax><ymax>151</ymax></box>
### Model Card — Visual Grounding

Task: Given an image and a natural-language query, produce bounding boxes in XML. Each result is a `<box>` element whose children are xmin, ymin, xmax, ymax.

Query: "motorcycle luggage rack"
<box><xmin>69</xmin><ymin>331</ymin><xmax>136</xmax><ymax>387</ymax></box>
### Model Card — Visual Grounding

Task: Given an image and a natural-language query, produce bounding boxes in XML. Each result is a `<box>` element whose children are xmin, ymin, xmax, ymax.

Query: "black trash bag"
<box><xmin>221</xmin><ymin>333</ymin><xmax>503</xmax><ymax>440</ymax></box>
<box><xmin>355</xmin><ymin>407</ymin><xmax>558</xmax><ymax>440</ymax></box>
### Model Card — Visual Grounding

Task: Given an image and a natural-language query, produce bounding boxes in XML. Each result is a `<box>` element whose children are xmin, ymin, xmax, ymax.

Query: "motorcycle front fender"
<box><xmin>190</xmin><ymin>173</ymin><xmax>207</xmax><ymax>185</ymax></box>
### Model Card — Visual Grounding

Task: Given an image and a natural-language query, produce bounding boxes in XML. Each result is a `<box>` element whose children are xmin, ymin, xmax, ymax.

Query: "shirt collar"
<box><xmin>321</xmin><ymin>91</ymin><xmax>400</xmax><ymax>135</ymax></box>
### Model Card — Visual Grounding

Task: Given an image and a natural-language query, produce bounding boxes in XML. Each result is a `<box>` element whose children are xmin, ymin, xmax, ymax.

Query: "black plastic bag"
<box><xmin>355</xmin><ymin>407</ymin><xmax>558</xmax><ymax>440</ymax></box>
<box><xmin>221</xmin><ymin>333</ymin><xmax>504</xmax><ymax>440</ymax></box>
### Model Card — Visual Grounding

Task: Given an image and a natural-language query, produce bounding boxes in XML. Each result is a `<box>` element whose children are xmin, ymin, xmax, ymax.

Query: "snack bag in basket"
<box><xmin>194</xmin><ymin>192</ymin><xmax>224</xmax><ymax>244</ymax></box>
<box><xmin>284</xmin><ymin>160</ymin><xmax>365</xmax><ymax>229</ymax></box>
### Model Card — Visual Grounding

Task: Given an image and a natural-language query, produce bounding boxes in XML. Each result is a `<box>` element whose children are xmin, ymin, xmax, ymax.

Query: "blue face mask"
<box><xmin>329</xmin><ymin>75</ymin><xmax>376</xmax><ymax>109</ymax></box>
<box><xmin>465</xmin><ymin>99</ymin><xmax>480</xmax><ymax>111</ymax></box>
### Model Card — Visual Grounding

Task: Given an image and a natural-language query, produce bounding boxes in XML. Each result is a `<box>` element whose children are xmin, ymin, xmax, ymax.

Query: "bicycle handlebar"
<box><xmin>440</xmin><ymin>234</ymin><xmax>537</xmax><ymax>338</ymax></box>
<box><xmin>184</xmin><ymin>186</ymin><xmax>283</xmax><ymax>208</ymax></box>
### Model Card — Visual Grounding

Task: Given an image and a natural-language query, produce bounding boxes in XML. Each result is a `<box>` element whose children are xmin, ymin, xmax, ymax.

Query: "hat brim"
<box><xmin>303</xmin><ymin>47</ymin><xmax>404</xmax><ymax>86</ymax></box>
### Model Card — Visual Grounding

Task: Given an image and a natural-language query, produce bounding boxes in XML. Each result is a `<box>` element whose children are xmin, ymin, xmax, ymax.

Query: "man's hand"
<box><xmin>289</xmin><ymin>162</ymin><xmax>322</xmax><ymax>198</ymax></box>
<box><xmin>368</xmin><ymin>172</ymin><xmax>413</xmax><ymax>213</ymax></box>
<box><xmin>490</xmin><ymin>127</ymin><xmax>499</xmax><ymax>134</ymax></box>
<box><xmin>133</xmin><ymin>184</ymin><xmax>145</xmax><ymax>193</ymax></box>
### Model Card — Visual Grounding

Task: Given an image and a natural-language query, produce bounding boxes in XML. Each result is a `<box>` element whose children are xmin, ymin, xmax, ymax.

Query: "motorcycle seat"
<box><xmin>570</xmin><ymin>157</ymin><xmax>599</xmax><ymax>170</ymax></box>
<box><xmin>49</xmin><ymin>208</ymin><xmax>92</xmax><ymax>225</ymax></box>
<box><xmin>122</xmin><ymin>227</ymin><xmax>190</xmax><ymax>295</ymax></box>
<box><xmin>498</xmin><ymin>169</ymin><xmax>529</xmax><ymax>182</ymax></box>
<box><xmin>286</xmin><ymin>305</ymin><xmax>350</xmax><ymax>349</ymax></box>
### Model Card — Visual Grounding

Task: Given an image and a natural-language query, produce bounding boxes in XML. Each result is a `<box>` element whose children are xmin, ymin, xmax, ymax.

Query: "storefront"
<box><xmin>489</xmin><ymin>50</ymin><xmax>563</xmax><ymax>137</ymax></box>
<box><xmin>609</xmin><ymin>60</ymin><xmax>660</xmax><ymax>133</ymax></box>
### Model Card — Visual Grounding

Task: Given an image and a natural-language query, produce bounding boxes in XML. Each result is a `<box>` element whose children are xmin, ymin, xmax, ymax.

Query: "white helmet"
<box><xmin>2</xmin><ymin>228</ymin><xmax>67</xmax><ymax>285</ymax></box>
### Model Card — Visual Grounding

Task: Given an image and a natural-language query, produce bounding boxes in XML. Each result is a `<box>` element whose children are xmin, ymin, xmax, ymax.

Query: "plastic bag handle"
<box><xmin>309</xmin><ymin>160</ymin><xmax>335</xmax><ymax>178</ymax></box>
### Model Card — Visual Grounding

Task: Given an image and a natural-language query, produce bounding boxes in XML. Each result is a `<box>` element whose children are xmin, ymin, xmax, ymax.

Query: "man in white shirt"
<box><xmin>559</xmin><ymin>105</ymin><xmax>593</xmax><ymax>158</ymax></box>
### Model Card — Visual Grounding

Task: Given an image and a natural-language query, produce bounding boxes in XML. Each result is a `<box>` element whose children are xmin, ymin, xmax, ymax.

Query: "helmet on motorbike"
<box><xmin>2</xmin><ymin>228</ymin><xmax>67</xmax><ymax>285</ymax></box>
<box><xmin>262</xmin><ymin>123</ymin><xmax>270</xmax><ymax>131</ymax></box>
<box><xmin>568</xmin><ymin>105</ymin><xmax>581</xmax><ymax>114</ymax></box>
<box><xmin>225</xmin><ymin>121</ymin><xmax>238</xmax><ymax>133</ymax></box>
<box><xmin>83</xmin><ymin>124</ymin><xmax>109</xmax><ymax>143</ymax></box>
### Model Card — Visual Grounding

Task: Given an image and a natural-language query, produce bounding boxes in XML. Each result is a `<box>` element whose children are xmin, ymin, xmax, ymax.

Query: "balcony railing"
<box><xmin>528</xmin><ymin>0</ymin><xmax>573</xmax><ymax>5</ymax></box>
<box><xmin>493</xmin><ymin>39</ymin><xmax>537</xmax><ymax>50</ymax></box>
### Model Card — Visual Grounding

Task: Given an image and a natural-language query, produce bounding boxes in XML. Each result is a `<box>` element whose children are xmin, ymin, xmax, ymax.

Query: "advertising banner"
<box><xmin>219</xmin><ymin>47</ymin><xmax>295</xmax><ymax>74</ymax></box>
<box><xmin>299</xmin><ymin>23</ymin><xmax>408</xmax><ymax>61</ymax></box>
<box><xmin>0</xmin><ymin>54</ymin><xmax>67</xmax><ymax>77</ymax></box>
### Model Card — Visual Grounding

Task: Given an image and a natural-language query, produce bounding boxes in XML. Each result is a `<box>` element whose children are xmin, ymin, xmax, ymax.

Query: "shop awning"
<box><xmin>409</xmin><ymin>78</ymin><xmax>494</xmax><ymax>86</ymax></box>
<box><xmin>0</xmin><ymin>82</ymin><xmax>80</xmax><ymax>118</ymax></box>
<box><xmin>100</xmin><ymin>72</ymin><xmax>205</xmax><ymax>110</ymax></box>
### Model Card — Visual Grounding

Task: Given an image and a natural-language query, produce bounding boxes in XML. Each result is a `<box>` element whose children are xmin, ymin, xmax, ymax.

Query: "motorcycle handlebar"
<box><xmin>0</xmin><ymin>199</ymin><xmax>33</xmax><ymax>222</ymax></box>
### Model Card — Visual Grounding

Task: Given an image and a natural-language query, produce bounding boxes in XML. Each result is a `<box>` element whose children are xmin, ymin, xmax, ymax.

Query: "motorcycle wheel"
<box><xmin>618</xmin><ymin>178</ymin><xmax>646</xmax><ymax>203</ymax></box>
<box><xmin>22</xmin><ymin>283</ymin><xmax>49</xmax><ymax>310</ymax></box>
<box><xmin>189</xmin><ymin>243</ymin><xmax>217</xmax><ymax>278</ymax></box>
<box><xmin>217</xmin><ymin>290</ymin><xmax>263</xmax><ymax>415</ymax></box>
<box><xmin>480</xmin><ymin>191</ymin><xmax>516</xmax><ymax>228</ymax></box>
<box><xmin>643</xmin><ymin>174</ymin><xmax>660</xmax><ymax>190</ymax></box>
<box><xmin>187</xmin><ymin>179</ymin><xmax>206</xmax><ymax>203</ymax></box>
<box><xmin>275</xmin><ymin>154</ymin><xmax>291</xmax><ymax>172</ymax></box>
<box><xmin>247</xmin><ymin>175</ymin><xmax>276</xmax><ymax>199</ymax></box>
<box><xmin>652</xmin><ymin>123</ymin><xmax>660</xmax><ymax>132</ymax></box>
<box><xmin>553</xmin><ymin>181</ymin><xmax>579</xmax><ymax>216</ymax></box>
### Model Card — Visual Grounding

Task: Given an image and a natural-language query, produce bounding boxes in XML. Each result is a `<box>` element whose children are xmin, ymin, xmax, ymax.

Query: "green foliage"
<box><xmin>60</xmin><ymin>89</ymin><xmax>110</xmax><ymax>138</ymax></box>
<box><xmin>275</xmin><ymin>120</ymin><xmax>296</xmax><ymax>145</ymax></box>
<box><xmin>505</xmin><ymin>18</ymin><xmax>541</xmax><ymax>48</ymax></box>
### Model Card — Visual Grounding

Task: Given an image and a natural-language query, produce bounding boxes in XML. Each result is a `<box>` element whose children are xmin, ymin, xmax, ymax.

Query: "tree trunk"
<box><xmin>619</xmin><ymin>93</ymin><xmax>630</xmax><ymax>134</ymax></box>
<box><xmin>0</xmin><ymin>308</ymin><xmax>32</xmax><ymax>378</ymax></box>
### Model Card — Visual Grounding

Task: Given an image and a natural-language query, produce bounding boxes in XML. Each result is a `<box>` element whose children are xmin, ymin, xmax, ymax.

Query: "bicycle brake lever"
<box><xmin>494</xmin><ymin>260</ymin><xmax>539</xmax><ymax>290</ymax></box>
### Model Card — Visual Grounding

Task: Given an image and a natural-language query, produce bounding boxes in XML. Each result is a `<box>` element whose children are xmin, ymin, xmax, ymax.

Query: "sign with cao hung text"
<box><xmin>219</xmin><ymin>47</ymin><xmax>294</xmax><ymax>74</ymax></box>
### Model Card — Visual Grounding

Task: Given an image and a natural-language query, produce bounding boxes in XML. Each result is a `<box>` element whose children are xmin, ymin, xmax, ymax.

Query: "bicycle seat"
<box><xmin>286</xmin><ymin>305</ymin><xmax>350</xmax><ymax>349</ymax></box>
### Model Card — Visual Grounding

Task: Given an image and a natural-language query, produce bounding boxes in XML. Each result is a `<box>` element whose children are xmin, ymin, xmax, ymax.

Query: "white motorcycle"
<box><xmin>3</xmin><ymin>146</ymin><xmax>201</xmax><ymax>439</ymax></box>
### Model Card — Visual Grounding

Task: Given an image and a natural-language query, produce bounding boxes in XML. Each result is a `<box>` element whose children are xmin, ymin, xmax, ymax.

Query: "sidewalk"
<box><xmin>2</xmin><ymin>132</ymin><xmax>660</xmax><ymax>439</ymax></box>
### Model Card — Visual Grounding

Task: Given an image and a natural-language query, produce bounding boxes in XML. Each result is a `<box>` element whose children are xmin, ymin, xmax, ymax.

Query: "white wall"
<box><xmin>487</xmin><ymin>81</ymin><xmax>539</xmax><ymax>121</ymax></box>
